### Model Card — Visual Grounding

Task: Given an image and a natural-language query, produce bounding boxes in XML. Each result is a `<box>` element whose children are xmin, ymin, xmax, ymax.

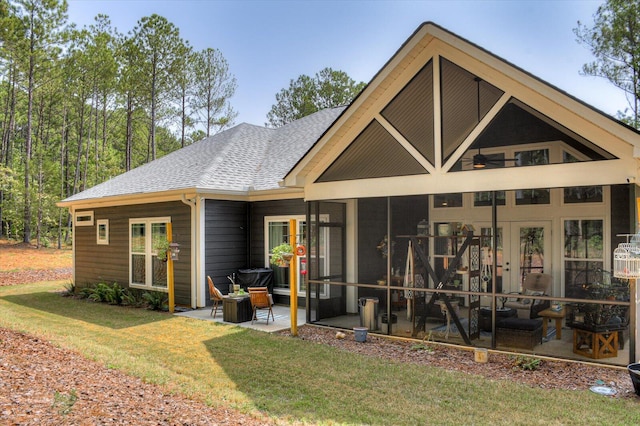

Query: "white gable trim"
<box><xmin>303</xmin><ymin>159</ymin><xmax>635</xmax><ymax>201</ymax></box>
<box><xmin>283</xmin><ymin>22</ymin><xmax>640</xmax><ymax>192</ymax></box>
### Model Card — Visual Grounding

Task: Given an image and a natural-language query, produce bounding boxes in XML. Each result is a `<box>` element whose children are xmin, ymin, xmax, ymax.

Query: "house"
<box><xmin>59</xmin><ymin>22</ymin><xmax>640</xmax><ymax>366</ymax></box>
<box><xmin>58</xmin><ymin>108</ymin><xmax>344</xmax><ymax>307</ymax></box>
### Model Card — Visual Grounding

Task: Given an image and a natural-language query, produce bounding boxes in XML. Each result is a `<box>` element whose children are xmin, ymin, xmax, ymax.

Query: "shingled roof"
<box><xmin>60</xmin><ymin>107</ymin><xmax>345</xmax><ymax>204</ymax></box>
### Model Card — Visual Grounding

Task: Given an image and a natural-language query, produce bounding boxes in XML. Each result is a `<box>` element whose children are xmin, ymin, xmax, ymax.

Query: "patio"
<box><xmin>176</xmin><ymin>304</ymin><xmax>306</xmax><ymax>333</ymax></box>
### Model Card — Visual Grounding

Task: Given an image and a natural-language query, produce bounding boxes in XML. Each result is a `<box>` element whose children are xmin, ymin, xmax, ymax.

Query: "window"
<box><xmin>75</xmin><ymin>211</ymin><xmax>94</xmax><ymax>227</ymax></box>
<box><xmin>96</xmin><ymin>219</ymin><xmax>109</xmax><ymax>245</ymax></box>
<box><xmin>563</xmin><ymin>186</ymin><xmax>603</xmax><ymax>204</ymax></box>
<box><xmin>515</xmin><ymin>148</ymin><xmax>549</xmax><ymax>166</ymax></box>
<box><xmin>564</xmin><ymin>219</ymin><xmax>604</xmax><ymax>299</ymax></box>
<box><xmin>474</xmin><ymin>191</ymin><xmax>506</xmax><ymax>207</ymax></box>
<box><xmin>129</xmin><ymin>217</ymin><xmax>170</xmax><ymax>290</ymax></box>
<box><xmin>515</xmin><ymin>188</ymin><xmax>550</xmax><ymax>205</ymax></box>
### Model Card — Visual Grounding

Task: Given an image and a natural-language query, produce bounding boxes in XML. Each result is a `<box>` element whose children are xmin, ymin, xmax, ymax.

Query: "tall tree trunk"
<box><xmin>1</xmin><ymin>61</ymin><xmax>17</xmax><ymax>238</ymax></box>
<box><xmin>181</xmin><ymin>89</ymin><xmax>186</xmax><ymax>147</ymax></box>
<box><xmin>35</xmin><ymin>96</ymin><xmax>46</xmax><ymax>248</ymax></box>
<box><xmin>150</xmin><ymin>56</ymin><xmax>157</xmax><ymax>161</ymax></box>
<box><xmin>126</xmin><ymin>93</ymin><xmax>133</xmax><ymax>171</ymax></box>
<box><xmin>72</xmin><ymin>97</ymin><xmax>86</xmax><ymax>194</ymax></box>
<box><xmin>93</xmin><ymin>89</ymin><xmax>99</xmax><ymax>184</ymax></box>
<box><xmin>58</xmin><ymin>104</ymin><xmax>67</xmax><ymax>249</ymax></box>
<box><xmin>101</xmin><ymin>92</ymin><xmax>107</xmax><ymax>163</ymax></box>
<box><xmin>82</xmin><ymin>96</ymin><xmax>92</xmax><ymax>191</ymax></box>
<box><xmin>1</xmin><ymin>61</ymin><xmax>16</xmax><ymax>166</ymax></box>
<box><xmin>24</xmin><ymin>39</ymin><xmax>36</xmax><ymax>244</ymax></box>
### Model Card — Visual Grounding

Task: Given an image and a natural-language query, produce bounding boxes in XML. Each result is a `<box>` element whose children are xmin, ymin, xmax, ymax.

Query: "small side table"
<box><xmin>222</xmin><ymin>296</ymin><xmax>252</xmax><ymax>323</ymax></box>
<box><xmin>573</xmin><ymin>327</ymin><xmax>618</xmax><ymax>359</ymax></box>
<box><xmin>538</xmin><ymin>307</ymin><xmax>566</xmax><ymax>340</ymax></box>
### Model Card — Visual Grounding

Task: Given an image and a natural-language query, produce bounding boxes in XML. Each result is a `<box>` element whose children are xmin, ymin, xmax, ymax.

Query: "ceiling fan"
<box><xmin>461</xmin><ymin>77</ymin><xmax>517</xmax><ymax>169</ymax></box>
<box><xmin>470</xmin><ymin>150</ymin><xmax>518</xmax><ymax>169</ymax></box>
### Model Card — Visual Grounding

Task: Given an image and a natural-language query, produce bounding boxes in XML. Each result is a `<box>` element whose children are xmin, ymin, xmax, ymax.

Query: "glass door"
<box><xmin>266</xmin><ymin>216</ymin><xmax>306</xmax><ymax>295</ymax></box>
<box><xmin>478</xmin><ymin>221</ymin><xmax>551</xmax><ymax>295</ymax></box>
<box><xmin>507</xmin><ymin>222</ymin><xmax>551</xmax><ymax>294</ymax></box>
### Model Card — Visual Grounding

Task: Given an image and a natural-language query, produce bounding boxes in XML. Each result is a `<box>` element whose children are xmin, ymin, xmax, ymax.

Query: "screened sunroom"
<box><xmin>283</xmin><ymin>23</ymin><xmax>640</xmax><ymax>365</ymax></box>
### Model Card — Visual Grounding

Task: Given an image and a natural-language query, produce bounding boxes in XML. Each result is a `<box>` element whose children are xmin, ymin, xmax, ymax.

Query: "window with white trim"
<box><xmin>75</xmin><ymin>211</ymin><xmax>94</xmax><ymax>226</ymax></box>
<box><xmin>129</xmin><ymin>217</ymin><xmax>170</xmax><ymax>290</ymax></box>
<box><xmin>96</xmin><ymin>219</ymin><xmax>109</xmax><ymax>245</ymax></box>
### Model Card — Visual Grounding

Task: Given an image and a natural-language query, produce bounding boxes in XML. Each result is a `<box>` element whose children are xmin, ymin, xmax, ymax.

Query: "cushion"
<box><xmin>521</xmin><ymin>290</ymin><xmax>544</xmax><ymax>305</ymax></box>
<box><xmin>497</xmin><ymin>317</ymin><xmax>542</xmax><ymax>331</ymax></box>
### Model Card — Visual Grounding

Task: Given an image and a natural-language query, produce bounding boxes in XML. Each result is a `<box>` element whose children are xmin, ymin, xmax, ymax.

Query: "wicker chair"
<box><xmin>207</xmin><ymin>276</ymin><xmax>224</xmax><ymax>318</ymax></box>
<box><xmin>248</xmin><ymin>287</ymin><xmax>274</xmax><ymax>324</ymax></box>
<box><xmin>504</xmin><ymin>273</ymin><xmax>552</xmax><ymax>319</ymax></box>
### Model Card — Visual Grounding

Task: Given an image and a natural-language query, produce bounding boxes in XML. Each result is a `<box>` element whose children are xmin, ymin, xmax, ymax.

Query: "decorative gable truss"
<box><xmin>284</xmin><ymin>23</ymin><xmax>640</xmax><ymax>201</ymax></box>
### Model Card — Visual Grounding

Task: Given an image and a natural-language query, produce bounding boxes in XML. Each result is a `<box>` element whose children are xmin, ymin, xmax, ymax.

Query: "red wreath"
<box><xmin>296</xmin><ymin>245</ymin><xmax>306</xmax><ymax>256</ymax></box>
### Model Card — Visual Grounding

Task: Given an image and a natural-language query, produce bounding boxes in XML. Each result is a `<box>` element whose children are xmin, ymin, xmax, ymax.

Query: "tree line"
<box><xmin>4</xmin><ymin>0</ymin><xmax>634</xmax><ymax>249</ymax></box>
<box><xmin>0</xmin><ymin>0</ymin><xmax>237</xmax><ymax>246</ymax></box>
<box><xmin>0</xmin><ymin>1</ymin><xmax>367</xmax><ymax>249</ymax></box>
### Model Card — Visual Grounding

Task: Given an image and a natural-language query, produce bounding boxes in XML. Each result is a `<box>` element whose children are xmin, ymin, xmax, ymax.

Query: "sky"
<box><xmin>66</xmin><ymin>0</ymin><xmax>626</xmax><ymax>127</ymax></box>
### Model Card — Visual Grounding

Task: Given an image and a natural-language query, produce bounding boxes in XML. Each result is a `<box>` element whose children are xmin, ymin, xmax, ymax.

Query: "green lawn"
<box><xmin>1</xmin><ymin>281</ymin><xmax>639</xmax><ymax>425</ymax></box>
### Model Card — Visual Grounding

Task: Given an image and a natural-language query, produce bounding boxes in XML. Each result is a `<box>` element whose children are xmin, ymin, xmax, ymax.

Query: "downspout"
<box><xmin>69</xmin><ymin>206</ymin><xmax>76</xmax><ymax>286</ymax></box>
<box><xmin>181</xmin><ymin>194</ymin><xmax>198</xmax><ymax>308</ymax></box>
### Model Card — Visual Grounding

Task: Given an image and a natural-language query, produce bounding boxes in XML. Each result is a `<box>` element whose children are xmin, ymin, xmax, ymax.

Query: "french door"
<box><xmin>480</xmin><ymin>221</ymin><xmax>551</xmax><ymax>294</ymax></box>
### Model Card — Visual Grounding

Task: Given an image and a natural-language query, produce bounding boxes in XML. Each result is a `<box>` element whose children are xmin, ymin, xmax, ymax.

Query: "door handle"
<box><xmin>504</xmin><ymin>261</ymin><xmax>510</xmax><ymax>272</ymax></box>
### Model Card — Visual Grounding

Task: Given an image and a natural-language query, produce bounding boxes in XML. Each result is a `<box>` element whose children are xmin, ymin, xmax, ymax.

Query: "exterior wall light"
<box><xmin>169</xmin><ymin>242</ymin><xmax>180</xmax><ymax>261</ymax></box>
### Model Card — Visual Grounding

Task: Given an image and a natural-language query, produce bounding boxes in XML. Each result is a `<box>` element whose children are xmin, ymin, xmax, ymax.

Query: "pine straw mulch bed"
<box><xmin>1</xmin><ymin>269</ymin><xmax>639</xmax><ymax>425</ymax></box>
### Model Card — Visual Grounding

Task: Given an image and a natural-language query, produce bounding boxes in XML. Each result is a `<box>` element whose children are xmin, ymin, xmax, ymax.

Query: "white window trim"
<box><xmin>96</xmin><ymin>219</ymin><xmax>109</xmax><ymax>245</ymax></box>
<box><xmin>75</xmin><ymin>211</ymin><xmax>94</xmax><ymax>227</ymax></box>
<box><xmin>129</xmin><ymin>216</ymin><xmax>171</xmax><ymax>292</ymax></box>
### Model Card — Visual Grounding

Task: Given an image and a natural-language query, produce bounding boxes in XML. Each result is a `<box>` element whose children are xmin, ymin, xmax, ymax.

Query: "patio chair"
<box><xmin>207</xmin><ymin>276</ymin><xmax>224</xmax><ymax>318</ymax></box>
<box><xmin>248</xmin><ymin>286</ymin><xmax>274</xmax><ymax>324</ymax></box>
<box><xmin>504</xmin><ymin>273</ymin><xmax>552</xmax><ymax>319</ymax></box>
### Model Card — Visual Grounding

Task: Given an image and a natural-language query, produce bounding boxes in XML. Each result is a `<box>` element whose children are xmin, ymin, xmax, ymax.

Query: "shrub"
<box><xmin>512</xmin><ymin>355</ymin><xmax>542</xmax><ymax>371</ymax></box>
<box><xmin>87</xmin><ymin>282</ymin><xmax>112</xmax><ymax>303</ymax></box>
<box><xmin>78</xmin><ymin>286</ymin><xmax>93</xmax><ymax>299</ymax></box>
<box><xmin>410</xmin><ymin>332</ymin><xmax>435</xmax><ymax>353</ymax></box>
<box><xmin>142</xmin><ymin>291</ymin><xmax>168</xmax><ymax>311</ymax></box>
<box><xmin>122</xmin><ymin>288</ymin><xmax>146</xmax><ymax>307</ymax></box>
<box><xmin>61</xmin><ymin>281</ymin><xmax>76</xmax><ymax>297</ymax></box>
<box><xmin>105</xmin><ymin>283</ymin><xmax>126</xmax><ymax>305</ymax></box>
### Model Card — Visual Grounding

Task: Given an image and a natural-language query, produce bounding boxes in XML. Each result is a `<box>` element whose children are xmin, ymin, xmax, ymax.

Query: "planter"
<box><xmin>281</xmin><ymin>252</ymin><xmax>294</xmax><ymax>262</ymax></box>
<box><xmin>353</xmin><ymin>327</ymin><xmax>368</xmax><ymax>343</ymax></box>
<box><xmin>271</xmin><ymin>243</ymin><xmax>294</xmax><ymax>268</ymax></box>
<box><xmin>628</xmin><ymin>363</ymin><xmax>640</xmax><ymax>396</ymax></box>
<box><xmin>474</xmin><ymin>348</ymin><xmax>489</xmax><ymax>363</ymax></box>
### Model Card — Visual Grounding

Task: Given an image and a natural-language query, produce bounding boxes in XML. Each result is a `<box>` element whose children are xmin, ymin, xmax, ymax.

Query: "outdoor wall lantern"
<box><xmin>169</xmin><ymin>242</ymin><xmax>180</xmax><ymax>261</ymax></box>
